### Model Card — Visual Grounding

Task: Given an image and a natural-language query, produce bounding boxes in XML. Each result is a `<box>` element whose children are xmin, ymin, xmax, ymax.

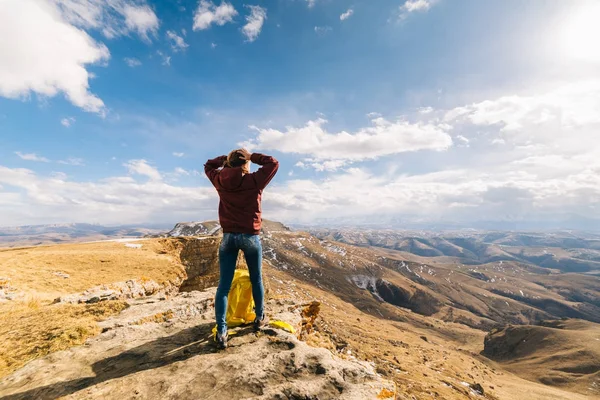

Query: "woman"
<box><xmin>204</xmin><ymin>148</ymin><xmax>279</xmax><ymax>349</ymax></box>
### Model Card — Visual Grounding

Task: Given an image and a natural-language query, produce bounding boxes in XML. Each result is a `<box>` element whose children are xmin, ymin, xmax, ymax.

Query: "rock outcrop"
<box><xmin>169</xmin><ymin>237</ymin><xmax>222</xmax><ymax>292</ymax></box>
<box><xmin>55</xmin><ymin>278</ymin><xmax>170</xmax><ymax>304</ymax></box>
<box><xmin>0</xmin><ymin>290</ymin><xmax>396</xmax><ymax>400</ymax></box>
<box><xmin>164</xmin><ymin>221</ymin><xmax>222</xmax><ymax>238</ymax></box>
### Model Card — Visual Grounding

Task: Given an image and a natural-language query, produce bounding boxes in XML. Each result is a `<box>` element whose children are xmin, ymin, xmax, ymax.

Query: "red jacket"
<box><xmin>204</xmin><ymin>153</ymin><xmax>279</xmax><ymax>234</ymax></box>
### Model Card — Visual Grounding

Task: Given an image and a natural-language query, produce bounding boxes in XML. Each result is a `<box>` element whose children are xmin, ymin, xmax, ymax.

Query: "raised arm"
<box><xmin>204</xmin><ymin>155</ymin><xmax>227</xmax><ymax>185</ymax></box>
<box><xmin>250</xmin><ymin>153</ymin><xmax>279</xmax><ymax>190</ymax></box>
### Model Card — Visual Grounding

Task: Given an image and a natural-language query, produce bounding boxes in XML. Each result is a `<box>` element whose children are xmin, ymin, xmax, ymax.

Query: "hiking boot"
<box><xmin>215</xmin><ymin>331</ymin><xmax>228</xmax><ymax>349</ymax></box>
<box><xmin>253</xmin><ymin>314</ymin><xmax>269</xmax><ymax>331</ymax></box>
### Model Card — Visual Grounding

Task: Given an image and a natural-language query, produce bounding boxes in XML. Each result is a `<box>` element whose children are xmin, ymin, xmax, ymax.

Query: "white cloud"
<box><xmin>314</xmin><ymin>26</ymin><xmax>332</xmax><ymax>35</ymax></box>
<box><xmin>211</xmin><ymin>42</ymin><xmax>218</xmax><ymax>48</ymax></box>
<box><xmin>124</xmin><ymin>57</ymin><xmax>142</xmax><ymax>67</ymax></box>
<box><xmin>166</xmin><ymin>30</ymin><xmax>189</xmax><ymax>52</ymax></box>
<box><xmin>61</xmin><ymin>117</ymin><xmax>76</xmax><ymax>127</ymax></box>
<box><xmin>172</xmin><ymin>152</ymin><xmax>185</xmax><ymax>157</ymax></box>
<box><xmin>340</xmin><ymin>8</ymin><xmax>354</xmax><ymax>21</ymax></box>
<box><xmin>4</xmin><ymin>80</ymin><xmax>600</xmax><ymax>227</ymax></box>
<box><xmin>243</xmin><ymin>117</ymin><xmax>452</xmax><ymax>166</ymax></box>
<box><xmin>0</xmin><ymin>0</ymin><xmax>109</xmax><ymax>114</ymax></box>
<box><xmin>157</xmin><ymin>50</ymin><xmax>171</xmax><ymax>66</ymax></box>
<box><xmin>456</xmin><ymin>135</ymin><xmax>469</xmax><ymax>145</ymax></box>
<box><xmin>0</xmin><ymin>164</ymin><xmax>216</xmax><ymax>226</ymax></box>
<box><xmin>193</xmin><ymin>0</ymin><xmax>237</xmax><ymax>31</ymax></box>
<box><xmin>399</xmin><ymin>0</ymin><xmax>435</xmax><ymax>19</ymax></box>
<box><xmin>300</xmin><ymin>159</ymin><xmax>348</xmax><ymax>172</ymax></box>
<box><xmin>50</xmin><ymin>171</ymin><xmax>68</xmax><ymax>180</ymax></box>
<box><xmin>121</xmin><ymin>4</ymin><xmax>159</xmax><ymax>42</ymax></box>
<box><xmin>55</xmin><ymin>0</ymin><xmax>159</xmax><ymax>41</ymax></box>
<box><xmin>242</xmin><ymin>5</ymin><xmax>267</xmax><ymax>42</ymax></box>
<box><xmin>124</xmin><ymin>159</ymin><xmax>162</xmax><ymax>181</ymax></box>
<box><xmin>15</xmin><ymin>152</ymin><xmax>50</xmax><ymax>163</ymax></box>
<box><xmin>263</xmin><ymin>157</ymin><xmax>600</xmax><ymax>226</ymax></box>
<box><xmin>174</xmin><ymin>167</ymin><xmax>190</xmax><ymax>176</ymax></box>
<box><xmin>0</xmin><ymin>0</ymin><xmax>159</xmax><ymax>114</ymax></box>
<box><xmin>402</xmin><ymin>0</ymin><xmax>432</xmax><ymax>13</ymax></box>
<box><xmin>57</xmin><ymin>158</ymin><xmax>85</xmax><ymax>166</ymax></box>
<box><xmin>306</xmin><ymin>0</ymin><xmax>317</xmax><ymax>8</ymax></box>
<box><xmin>444</xmin><ymin>80</ymin><xmax>600</xmax><ymax>154</ymax></box>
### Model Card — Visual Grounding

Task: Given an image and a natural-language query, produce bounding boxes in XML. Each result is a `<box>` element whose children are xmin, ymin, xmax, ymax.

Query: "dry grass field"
<box><xmin>0</xmin><ymin>240</ymin><xmax>184</xmax><ymax>301</ymax></box>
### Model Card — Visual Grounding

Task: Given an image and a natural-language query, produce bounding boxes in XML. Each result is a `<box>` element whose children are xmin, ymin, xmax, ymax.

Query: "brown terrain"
<box><xmin>0</xmin><ymin>221</ymin><xmax>598</xmax><ymax>399</ymax></box>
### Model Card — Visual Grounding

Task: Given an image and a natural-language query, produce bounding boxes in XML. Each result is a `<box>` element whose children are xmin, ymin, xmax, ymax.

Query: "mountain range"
<box><xmin>0</xmin><ymin>221</ymin><xmax>598</xmax><ymax>399</ymax></box>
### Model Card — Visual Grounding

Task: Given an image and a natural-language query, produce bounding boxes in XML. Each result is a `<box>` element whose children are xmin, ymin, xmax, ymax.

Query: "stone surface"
<box><xmin>55</xmin><ymin>279</ymin><xmax>174</xmax><ymax>304</ymax></box>
<box><xmin>175</xmin><ymin>237</ymin><xmax>221</xmax><ymax>292</ymax></box>
<box><xmin>0</xmin><ymin>277</ymin><xmax>22</xmax><ymax>302</ymax></box>
<box><xmin>0</xmin><ymin>290</ymin><xmax>396</xmax><ymax>400</ymax></box>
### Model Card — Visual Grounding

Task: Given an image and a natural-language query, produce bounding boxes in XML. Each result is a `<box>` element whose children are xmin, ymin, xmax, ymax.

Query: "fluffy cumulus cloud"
<box><xmin>193</xmin><ymin>0</ymin><xmax>237</xmax><ymax>31</ymax></box>
<box><xmin>0</xmin><ymin>0</ymin><xmax>159</xmax><ymax>114</ymax></box>
<box><xmin>166</xmin><ymin>30</ymin><xmax>189</xmax><ymax>52</ymax></box>
<box><xmin>0</xmin><ymin>0</ymin><xmax>109</xmax><ymax>113</ymax></box>
<box><xmin>121</xmin><ymin>3</ymin><xmax>160</xmax><ymax>41</ymax></box>
<box><xmin>243</xmin><ymin>117</ymin><xmax>452</xmax><ymax>166</ymax></box>
<box><xmin>340</xmin><ymin>8</ymin><xmax>354</xmax><ymax>21</ymax></box>
<box><xmin>241</xmin><ymin>5</ymin><xmax>267</xmax><ymax>42</ymax></box>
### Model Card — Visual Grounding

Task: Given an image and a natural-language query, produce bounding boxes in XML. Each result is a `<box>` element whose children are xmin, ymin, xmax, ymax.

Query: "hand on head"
<box><xmin>237</xmin><ymin>148</ymin><xmax>252</xmax><ymax>161</ymax></box>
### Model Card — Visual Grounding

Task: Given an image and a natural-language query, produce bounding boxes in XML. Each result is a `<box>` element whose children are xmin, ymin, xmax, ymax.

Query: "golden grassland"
<box><xmin>0</xmin><ymin>299</ymin><xmax>128</xmax><ymax>379</ymax></box>
<box><xmin>0</xmin><ymin>239</ymin><xmax>184</xmax><ymax>379</ymax></box>
<box><xmin>0</xmin><ymin>240</ymin><xmax>184</xmax><ymax>301</ymax></box>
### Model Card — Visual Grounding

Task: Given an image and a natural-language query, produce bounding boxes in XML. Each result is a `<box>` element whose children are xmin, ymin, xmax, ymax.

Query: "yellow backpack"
<box><xmin>212</xmin><ymin>269</ymin><xmax>296</xmax><ymax>337</ymax></box>
<box><xmin>225</xmin><ymin>269</ymin><xmax>256</xmax><ymax>327</ymax></box>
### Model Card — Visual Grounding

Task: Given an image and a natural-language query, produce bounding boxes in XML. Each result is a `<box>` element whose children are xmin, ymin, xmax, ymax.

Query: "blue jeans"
<box><xmin>215</xmin><ymin>233</ymin><xmax>264</xmax><ymax>335</ymax></box>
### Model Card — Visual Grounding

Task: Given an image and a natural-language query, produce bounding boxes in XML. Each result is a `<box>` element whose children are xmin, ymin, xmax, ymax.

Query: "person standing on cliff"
<box><xmin>204</xmin><ymin>148</ymin><xmax>279</xmax><ymax>349</ymax></box>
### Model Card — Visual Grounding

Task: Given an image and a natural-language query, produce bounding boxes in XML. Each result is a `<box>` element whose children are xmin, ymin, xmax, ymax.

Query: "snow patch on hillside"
<box><xmin>348</xmin><ymin>275</ymin><xmax>384</xmax><ymax>302</ymax></box>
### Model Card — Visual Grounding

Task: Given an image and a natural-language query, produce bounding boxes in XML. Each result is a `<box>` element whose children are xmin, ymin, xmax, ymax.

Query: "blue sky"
<box><xmin>1</xmin><ymin>0</ymin><xmax>599</xmax><ymax>228</ymax></box>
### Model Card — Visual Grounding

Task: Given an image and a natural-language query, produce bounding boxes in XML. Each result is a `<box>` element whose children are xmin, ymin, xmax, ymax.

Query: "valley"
<box><xmin>0</xmin><ymin>222</ymin><xmax>598</xmax><ymax>399</ymax></box>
